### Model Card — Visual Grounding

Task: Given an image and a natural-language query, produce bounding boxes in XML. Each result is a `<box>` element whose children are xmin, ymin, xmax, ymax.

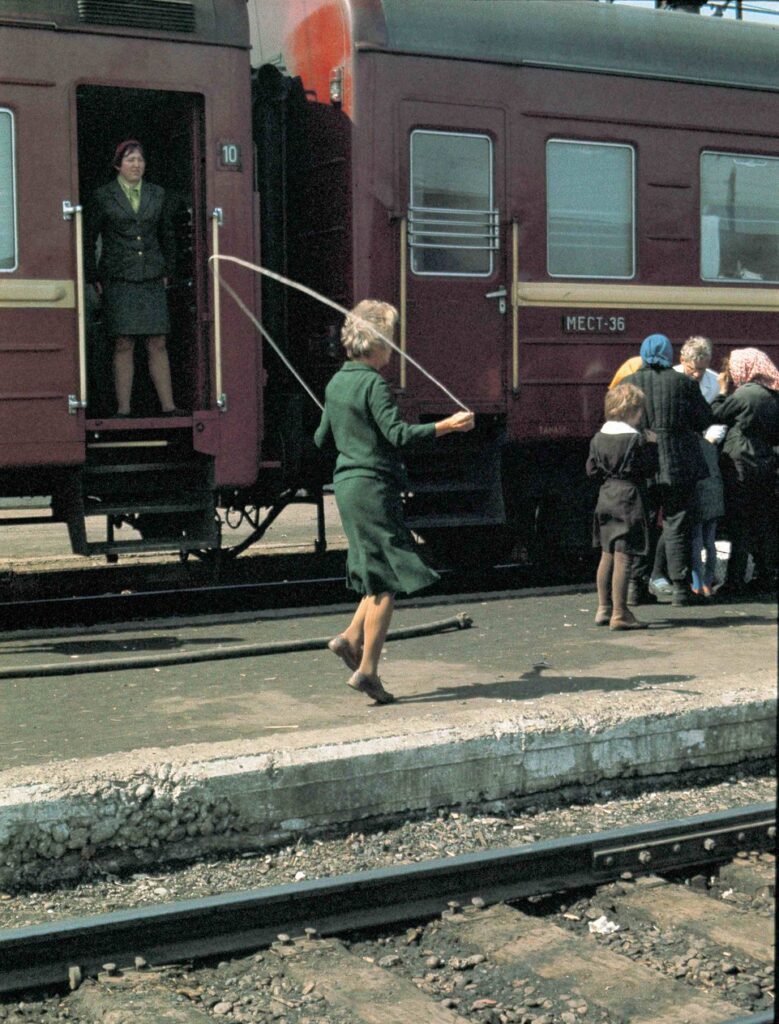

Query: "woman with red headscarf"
<box><xmin>85</xmin><ymin>140</ymin><xmax>183</xmax><ymax>417</ymax></box>
<box><xmin>713</xmin><ymin>347</ymin><xmax>779</xmax><ymax>596</ymax></box>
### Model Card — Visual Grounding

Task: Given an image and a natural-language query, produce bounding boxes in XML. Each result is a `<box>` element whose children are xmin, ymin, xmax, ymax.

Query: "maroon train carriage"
<box><xmin>249</xmin><ymin>0</ymin><xmax>779</xmax><ymax>564</ymax></box>
<box><xmin>0</xmin><ymin>0</ymin><xmax>265</xmax><ymax>560</ymax></box>
<box><xmin>2</xmin><ymin>0</ymin><xmax>778</xmax><ymax>571</ymax></box>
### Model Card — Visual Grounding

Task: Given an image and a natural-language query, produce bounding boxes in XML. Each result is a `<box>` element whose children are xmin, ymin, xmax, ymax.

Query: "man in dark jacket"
<box><xmin>624</xmin><ymin>334</ymin><xmax>712</xmax><ymax>606</ymax></box>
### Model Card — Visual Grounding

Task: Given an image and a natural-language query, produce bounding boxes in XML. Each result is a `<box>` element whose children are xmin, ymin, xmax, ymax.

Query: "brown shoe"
<box><xmin>594</xmin><ymin>605</ymin><xmax>612</xmax><ymax>626</ymax></box>
<box><xmin>328</xmin><ymin>635</ymin><xmax>361</xmax><ymax>672</ymax></box>
<box><xmin>610</xmin><ymin>615</ymin><xmax>648</xmax><ymax>631</ymax></box>
<box><xmin>347</xmin><ymin>671</ymin><xmax>395</xmax><ymax>704</ymax></box>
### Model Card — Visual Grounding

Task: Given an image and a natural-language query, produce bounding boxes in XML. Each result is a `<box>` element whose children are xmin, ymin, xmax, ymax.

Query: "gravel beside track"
<box><xmin>0</xmin><ymin>768</ymin><xmax>774</xmax><ymax>1023</ymax></box>
<box><xmin>1</xmin><ymin>765</ymin><xmax>772</xmax><ymax>928</ymax></box>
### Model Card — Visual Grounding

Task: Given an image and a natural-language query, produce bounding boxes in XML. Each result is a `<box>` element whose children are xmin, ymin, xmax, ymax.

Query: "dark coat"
<box><xmin>623</xmin><ymin>365</ymin><xmax>712</xmax><ymax>488</ymax></box>
<box><xmin>712</xmin><ymin>382</ymin><xmax>779</xmax><ymax>482</ymax></box>
<box><xmin>586</xmin><ymin>427</ymin><xmax>658</xmax><ymax>555</ymax></box>
<box><xmin>84</xmin><ymin>179</ymin><xmax>176</xmax><ymax>284</ymax></box>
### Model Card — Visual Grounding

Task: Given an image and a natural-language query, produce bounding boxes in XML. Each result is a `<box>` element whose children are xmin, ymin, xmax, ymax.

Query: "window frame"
<box><xmin>408</xmin><ymin>128</ymin><xmax>497</xmax><ymax>279</ymax></box>
<box><xmin>0</xmin><ymin>107</ymin><xmax>18</xmax><ymax>273</ymax></box>
<box><xmin>699</xmin><ymin>148</ymin><xmax>779</xmax><ymax>285</ymax></box>
<box><xmin>546</xmin><ymin>138</ymin><xmax>636</xmax><ymax>281</ymax></box>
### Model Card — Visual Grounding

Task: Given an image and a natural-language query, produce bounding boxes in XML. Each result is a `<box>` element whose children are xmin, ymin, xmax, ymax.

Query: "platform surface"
<box><xmin>0</xmin><ymin>588</ymin><xmax>773</xmax><ymax>773</ymax></box>
<box><xmin>0</xmin><ymin>588</ymin><xmax>775</xmax><ymax>885</ymax></box>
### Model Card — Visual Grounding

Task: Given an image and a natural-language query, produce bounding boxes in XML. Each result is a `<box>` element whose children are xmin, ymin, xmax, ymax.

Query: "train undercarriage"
<box><xmin>2</xmin><ymin>422</ymin><xmax>595</xmax><ymax>574</ymax></box>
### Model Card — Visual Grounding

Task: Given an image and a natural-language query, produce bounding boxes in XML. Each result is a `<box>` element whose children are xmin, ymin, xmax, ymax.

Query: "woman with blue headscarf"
<box><xmin>623</xmin><ymin>334</ymin><xmax>712</xmax><ymax>606</ymax></box>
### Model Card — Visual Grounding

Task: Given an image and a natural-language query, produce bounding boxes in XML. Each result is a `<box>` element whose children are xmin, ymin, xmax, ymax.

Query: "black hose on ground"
<box><xmin>0</xmin><ymin>613</ymin><xmax>473</xmax><ymax>680</ymax></box>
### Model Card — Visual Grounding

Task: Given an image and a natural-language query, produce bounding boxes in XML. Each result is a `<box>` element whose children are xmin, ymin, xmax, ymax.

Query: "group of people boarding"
<box><xmin>588</xmin><ymin>334</ymin><xmax>779</xmax><ymax>630</ymax></box>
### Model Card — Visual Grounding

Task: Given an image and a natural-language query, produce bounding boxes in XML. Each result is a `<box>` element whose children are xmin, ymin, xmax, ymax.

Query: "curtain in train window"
<box><xmin>547</xmin><ymin>140</ymin><xmax>634</xmax><ymax>279</ymax></box>
<box><xmin>0</xmin><ymin>110</ymin><xmax>17</xmax><ymax>271</ymax></box>
<box><xmin>409</xmin><ymin>130</ymin><xmax>497</xmax><ymax>276</ymax></box>
<box><xmin>700</xmin><ymin>152</ymin><xmax>779</xmax><ymax>284</ymax></box>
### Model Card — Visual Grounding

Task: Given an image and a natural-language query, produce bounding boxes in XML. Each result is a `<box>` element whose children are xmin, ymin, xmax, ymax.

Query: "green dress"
<box><xmin>314</xmin><ymin>361</ymin><xmax>440</xmax><ymax>596</ymax></box>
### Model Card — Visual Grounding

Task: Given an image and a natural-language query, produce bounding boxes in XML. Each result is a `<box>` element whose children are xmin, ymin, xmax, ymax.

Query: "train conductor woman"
<box><xmin>84</xmin><ymin>140</ymin><xmax>185</xmax><ymax>418</ymax></box>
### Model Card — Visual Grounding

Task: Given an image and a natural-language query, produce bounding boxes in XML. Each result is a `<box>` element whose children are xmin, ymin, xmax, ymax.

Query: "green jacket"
<box><xmin>314</xmin><ymin>362</ymin><xmax>436</xmax><ymax>484</ymax></box>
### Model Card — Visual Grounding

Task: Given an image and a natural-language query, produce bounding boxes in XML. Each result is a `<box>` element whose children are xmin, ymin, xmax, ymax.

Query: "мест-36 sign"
<box><xmin>562</xmin><ymin>315</ymin><xmax>626</xmax><ymax>334</ymax></box>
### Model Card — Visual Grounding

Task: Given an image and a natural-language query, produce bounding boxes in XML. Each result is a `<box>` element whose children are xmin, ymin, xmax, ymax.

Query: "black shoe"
<box><xmin>672</xmin><ymin>584</ymin><xmax>691</xmax><ymax>607</ymax></box>
<box><xmin>627</xmin><ymin>582</ymin><xmax>657</xmax><ymax>607</ymax></box>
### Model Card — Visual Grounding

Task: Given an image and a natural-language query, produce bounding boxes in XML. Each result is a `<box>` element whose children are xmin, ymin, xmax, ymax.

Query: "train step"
<box><xmin>84</xmin><ymin>538</ymin><xmax>217</xmax><ymax>556</ymax></box>
<box><xmin>83</xmin><ymin>461</ymin><xmax>197</xmax><ymax>475</ymax></box>
<box><xmin>405</xmin><ymin>481</ymin><xmax>490</xmax><ymax>495</ymax></box>
<box><xmin>402</xmin><ymin>422</ymin><xmax>506</xmax><ymax>532</ymax></box>
<box><xmin>82</xmin><ymin>500</ymin><xmax>213</xmax><ymax>517</ymax></box>
<box><xmin>405</xmin><ymin>512</ymin><xmax>506</xmax><ymax>529</ymax></box>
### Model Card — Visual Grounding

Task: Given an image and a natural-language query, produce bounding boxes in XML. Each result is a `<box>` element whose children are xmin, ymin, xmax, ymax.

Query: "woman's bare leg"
<box><xmin>357</xmin><ymin>592</ymin><xmax>395</xmax><ymax>678</ymax></box>
<box><xmin>114</xmin><ymin>335</ymin><xmax>135</xmax><ymax>414</ymax></box>
<box><xmin>145</xmin><ymin>334</ymin><xmax>175</xmax><ymax>412</ymax></box>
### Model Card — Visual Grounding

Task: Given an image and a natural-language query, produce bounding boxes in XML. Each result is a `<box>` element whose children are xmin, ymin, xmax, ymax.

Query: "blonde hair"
<box><xmin>341</xmin><ymin>300</ymin><xmax>398</xmax><ymax>359</ymax></box>
<box><xmin>605</xmin><ymin>382</ymin><xmax>645</xmax><ymax>422</ymax></box>
<box><xmin>680</xmin><ymin>336</ymin><xmax>712</xmax><ymax>365</ymax></box>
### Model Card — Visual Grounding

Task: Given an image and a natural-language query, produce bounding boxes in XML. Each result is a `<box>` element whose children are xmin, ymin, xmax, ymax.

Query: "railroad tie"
<box><xmin>68</xmin><ymin>972</ymin><xmax>212</xmax><ymax>1023</ymax></box>
<box><xmin>280</xmin><ymin>937</ymin><xmax>469</xmax><ymax>1024</ymax></box>
<box><xmin>612</xmin><ymin>882</ymin><xmax>774</xmax><ymax>964</ymax></box>
<box><xmin>439</xmin><ymin>903</ymin><xmax>742</xmax><ymax>1024</ymax></box>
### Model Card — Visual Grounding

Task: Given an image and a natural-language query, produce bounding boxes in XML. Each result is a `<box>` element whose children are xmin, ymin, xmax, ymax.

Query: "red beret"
<box><xmin>112</xmin><ymin>139</ymin><xmax>143</xmax><ymax>168</ymax></box>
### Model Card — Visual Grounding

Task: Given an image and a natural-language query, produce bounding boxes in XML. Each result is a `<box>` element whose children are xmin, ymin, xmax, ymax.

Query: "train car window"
<box><xmin>546</xmin><ymin>140</ymin><xmax>634</xmax><ymax>279</ymax></box>
<box><xmin>0</xmin><ymin>110</ymin><xmax>17</xmax><ymax>272</ymax></box>
<box><xmin>700</xmin><ymin>151</ymin><xmax>779</xmax><ymax>284</ymax></box>
<box><xmin>408</xmin><ymin>130</ymin><xmax>497</xmax><ymax>277</ymax></box>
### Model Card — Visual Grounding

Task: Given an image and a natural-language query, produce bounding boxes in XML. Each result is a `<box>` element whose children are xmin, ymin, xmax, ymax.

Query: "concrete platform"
<box><xmin>0</xmin><ymin>588</ymin><xmax>775</xmax><ymax>886</ymax></box>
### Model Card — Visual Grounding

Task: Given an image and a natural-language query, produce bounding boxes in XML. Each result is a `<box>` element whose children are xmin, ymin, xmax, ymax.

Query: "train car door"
<box><xmin>398</xmin><ymin>104</ymin><xmax>508</xmax><ymax>413</ymax></box>
<box><xmin>76</xmin><ymin>86</ymin><xmax>206</xmax><ymax>419</ymax></box>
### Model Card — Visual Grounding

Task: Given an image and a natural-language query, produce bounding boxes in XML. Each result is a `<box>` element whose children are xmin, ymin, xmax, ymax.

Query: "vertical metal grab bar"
<box><xmin>399</xmin><ymin>217</ymin><xmax>408</xmax><ymax>390</ymax></box>
<box><xmin>74</xmin><ymin>206</ymin><xmax>87</xmax><ymax>410</ymax></box>
<box><xmin>63</xmin><ymin>201</ymin><xmax>87</xmax><ymax>413</ymax></box>
<box><xmin>511</xmin><ymin>219</ymin><xmax>519</xmax><ymax>393</ymax></box>
<box><xmin>211</xmin><ymin>208</ymin><xmax>227</xmax><ymax>412</ymax></box>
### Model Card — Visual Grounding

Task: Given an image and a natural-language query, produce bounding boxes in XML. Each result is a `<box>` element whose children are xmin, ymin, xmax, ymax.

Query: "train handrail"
<box><xmin>62</xmin><ymin>200</ymin><xmax>87</xmax><ymax>414</ymax></box>
<box><xmin>511</xmin><ymin>218</ymin><xmax>519</xmax><ymax>393</ymax></box>
<box><xmin>400</xmin><ymin>216</ymin><xmax>408</xmax><ymax>390</ymax></box>
<box><xmin>211</xmin><ymin>208</ymin><xmax>227</xmax><ymax>412</ymax></box>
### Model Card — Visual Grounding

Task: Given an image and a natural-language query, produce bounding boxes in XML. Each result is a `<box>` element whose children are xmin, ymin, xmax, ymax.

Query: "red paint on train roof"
<box><xmin>288</xmin><ymin>1</ymin><xmax>351</xmax><ymax>111</ymax></box>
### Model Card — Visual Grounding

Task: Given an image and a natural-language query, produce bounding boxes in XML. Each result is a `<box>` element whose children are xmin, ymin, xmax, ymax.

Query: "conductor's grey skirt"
<box><xmin>102</xmin><ymin>278</ymin><xmax>170</xmax><ymax>336</ymax></box>
<box><xmin>334</xmin><ymin>475</ymin><xmax>440</xmax><ymax>596</ymax></box>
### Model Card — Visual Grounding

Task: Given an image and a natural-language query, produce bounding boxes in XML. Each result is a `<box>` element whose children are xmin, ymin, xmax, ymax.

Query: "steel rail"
<box><xmin>0</xmin><ymin>802</ymin><xmax>773</xmax><ymax>995</ymax></box>
<box><xmin>0</xmin><ymin>561</ymin><xmax>547</xmax><ymax>631</ymax></box>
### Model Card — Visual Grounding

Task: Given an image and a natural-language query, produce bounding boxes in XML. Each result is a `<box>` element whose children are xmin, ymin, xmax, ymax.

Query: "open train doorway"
<box><xmin>76</xmin><ymin>86</ymin><xmax>207</xmax><ymax>419</ymax></box>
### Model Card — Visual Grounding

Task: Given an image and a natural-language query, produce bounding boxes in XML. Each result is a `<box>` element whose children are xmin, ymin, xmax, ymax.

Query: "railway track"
<box><xmin>0</xmin><ymin>557</ymin><xmax>590</xmax><ymax>632</ymax></box>
<box><xmin>2</xmin><ymin>803</ymin><xmax>773</xmax><ymax>1023</ymax></box>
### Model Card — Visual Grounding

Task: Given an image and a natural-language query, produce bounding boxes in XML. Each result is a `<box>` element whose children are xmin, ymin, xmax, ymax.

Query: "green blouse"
<box><xmin>314</xmin><ymin>362</ymin><xmax>436</xmax><ymax>484</ymax></box>
<box><xmin>117</xmin><ymin>175</ymin><xmax>142</xmax><ymax>212</ymax></box>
